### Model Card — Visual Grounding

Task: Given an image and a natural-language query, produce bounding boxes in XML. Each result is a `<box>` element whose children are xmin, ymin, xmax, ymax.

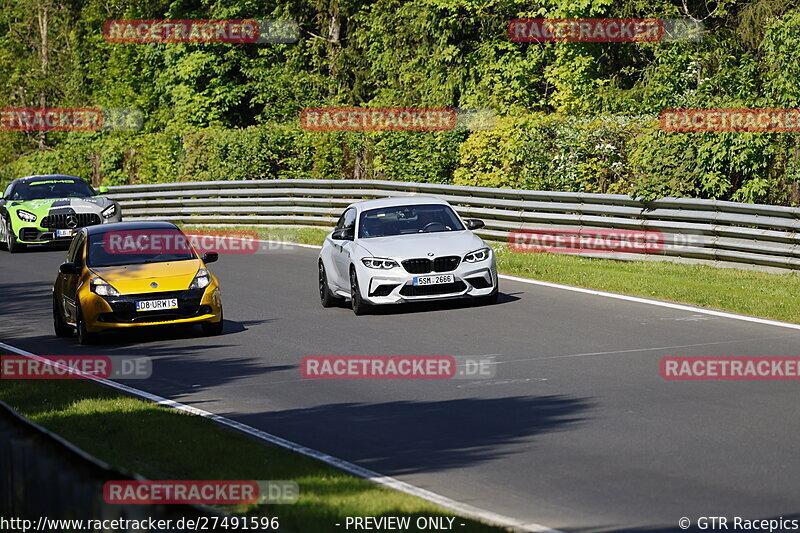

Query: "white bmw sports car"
<box><xmin>318</xmin><ymin>197</ymin><xmax>499</xmax><ymax>315</ymax></box>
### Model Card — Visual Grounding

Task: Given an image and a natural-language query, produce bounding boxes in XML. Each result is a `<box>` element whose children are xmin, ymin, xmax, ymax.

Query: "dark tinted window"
<box><xmin>86</xmin><ymin>230</ymin><xmax>196</xmax><ymax>267</ymax></box>
<box><xmin>334</xmin><ymin>210</ymin><xmax>348</xmax><ymax>230</ymax></box>
<box><xmin>68</xmin><ymin>233</ymin><xmax>86</xmax><ymax>267</ymax></box>
<box><xmin>12</xmin><ymin>178</ymin><xmax>95</xmax><ymax>201</ymax></box>
<box><xmin>358</xmin><ymin>204</ymin><xmax>464</xmax><ymax>238</ymax></box>
<box><xmin>342</xmin><ymin>209</ymin><xmax>356</xmax><ymax>230</ymax></box>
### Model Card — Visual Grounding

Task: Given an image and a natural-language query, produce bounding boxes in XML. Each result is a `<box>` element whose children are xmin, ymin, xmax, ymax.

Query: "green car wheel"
<box><xmin>1</xmin><ymin>216</ymin><xmax>23</xmax><ymax>253</ymax></box>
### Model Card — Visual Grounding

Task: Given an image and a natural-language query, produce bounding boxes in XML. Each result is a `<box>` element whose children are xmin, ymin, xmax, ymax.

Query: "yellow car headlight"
<box><xmin>189</xmin><ymin>268</ymin><xmax>211</xmax><ymax>290</ymax></box>
<box><xmin>90</xmin><ymin>277</ymin><xmax>120</xmax><ymax>297</ymax></box>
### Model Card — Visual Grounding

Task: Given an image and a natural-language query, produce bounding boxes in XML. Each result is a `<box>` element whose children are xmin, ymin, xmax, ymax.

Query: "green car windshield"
<box><xmin>11</xmin><ymin>179</ymin><xmax>95</xmax><ymax>201</ymax></box>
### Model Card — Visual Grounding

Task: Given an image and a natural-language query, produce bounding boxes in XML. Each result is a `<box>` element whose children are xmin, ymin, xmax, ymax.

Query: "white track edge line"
<box><xmin>250</xmin><ymin>238</ymin><xmax>800</xmax><ymax>332</ymax></box>
<box><xmin>497</xmin><ymin>274</ymin><xmax>800</xmax><ymax>331</ymax></box>
<box><xmin>0</xmin><ymin>341</ymin><xmax>560</xmax><ymax>533</ymax></box>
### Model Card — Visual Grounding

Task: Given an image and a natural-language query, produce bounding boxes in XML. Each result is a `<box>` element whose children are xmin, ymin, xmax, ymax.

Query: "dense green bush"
<box><xmin>2</xmin><ymin>116</ymin><xmax>799</xmax><ymax>208</ymax></box>
<box><xmin>179</xmin><ymin>125</ymin><xmax>315</xmax><ymax>181</ymax></box>
<box><xmin>2</xmin><ymin>0</ymin><xmax>800</xmax><ymax>205</ymax></box>
<box><xmin>454</xmin><ymin>114</ymin><xmax>642</xmax><ymax>194</ymax></box>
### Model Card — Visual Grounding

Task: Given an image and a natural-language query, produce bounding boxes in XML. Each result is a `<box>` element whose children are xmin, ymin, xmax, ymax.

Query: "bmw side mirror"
<box><xmin>332</xmin><ymin>228</ymin><xmax>354</xmax><ymax>241</ymax></box>
<box><xmin>97</xmin><ymin>186</ymin><xmax>109</xmax><ymax>194</ymax></box>
<box><xmin>465</xmin><ymin>218</ymin><xmax>485</xmax><ymax>230</ymax></box>
<box><xmin>59</xmin><ymin>262</ymin><xmax>79</xmax><ymax>275</ymax></box>
<box><xmin>202</xmin><ymin>252</ymin><xmax>219</xmax><ymax>264</ymax></box>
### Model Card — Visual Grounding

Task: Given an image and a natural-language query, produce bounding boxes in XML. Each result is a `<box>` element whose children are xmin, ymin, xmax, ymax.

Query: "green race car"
<box><xmin>0</xmin><ymin>175</ymin><xmax>122</xmax><ymax>253</ymax></box>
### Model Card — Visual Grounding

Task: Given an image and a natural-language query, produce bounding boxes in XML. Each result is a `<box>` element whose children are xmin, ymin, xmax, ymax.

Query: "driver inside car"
<box><xmin>361</xmin><ymin>217</ymin><xmax>383</xmax><ymax>237</ymax></box>
<box><xmin>416</xmin><ymin>208</ymin><xmax>451</xmax><ymax>232</ymax></box>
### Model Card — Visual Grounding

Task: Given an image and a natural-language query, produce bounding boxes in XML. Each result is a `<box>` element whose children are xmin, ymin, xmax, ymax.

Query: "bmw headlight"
<box><xmin>189</xmin><ymin>268</ymin><xmax>211</xmax><ymax>290</ymax></box>
<box><xmin>90</xmin><ymin>277</ymin><xmax>120</xmax><ymax>297</ymax></box>
<box><xmin>464</xmin><ymin>247</ymin><xmax>491</xmax><ymax>263</ymax></box>
<box><xmin>101</xmin><ymin>204</ymin><xmax>117</xmax><ymax>219</ymax></box>
<box><xmin>362</xmin><ymin>257</ymin><xmax>398</xmax><ymax>269</ymax></box>
<box><xmin>16</xmin><ymin>210</ymin><xmax>36</xmax><ymax>223</ymax></box>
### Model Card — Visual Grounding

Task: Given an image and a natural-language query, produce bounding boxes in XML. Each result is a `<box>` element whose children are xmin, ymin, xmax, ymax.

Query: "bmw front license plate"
<box><xmin>56</xmin><ymin>229</ymin><xmax>73</xmax><ymax>238</ymax></box>
<box><xmin>136</xmin><ymin>298</ymin><xmax>178</xmax><ymax>312</ymax></box>
<box><xmin>413</xmin><ymin>274</ymin><xmax>454</xmax><ymax>286</ymax></box>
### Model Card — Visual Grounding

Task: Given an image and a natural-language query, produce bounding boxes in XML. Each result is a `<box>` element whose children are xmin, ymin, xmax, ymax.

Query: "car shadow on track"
<box><xmin>89</xmin><ymin>321</ymin><xmax>238</xmax><ymax>346</ymax></box>
<box><xmin>0</xmin><ymin>281</ymin><xmax>52</xmax><ymax>320</ymax></box>
<box><xmin>330</xmin><ymin>291</ymin><xmax>522</xmax><ymax>316</ymax></box>
<box><xmin>8</xmin><ymin>242</ymin><xmax>71</xmax><ymax>254</ymax></box>
<box><xmin>233</xmin><ymin>394</ymin><xmax>592</xmax><ymax>476</ymax></box>
<box><xmin>3</xmin><ymin>319</ymin><xmax>296</xmax><ymax>394</ymax></box>
<box><xmin>2</xmin><ymin>318</ymin><xmax>276</xmax><ymax>354</ymax></box>
<box><xmin>54</xmin><ymin>318</ymin><xmax>276</xmax><ymax>347</ymax></box>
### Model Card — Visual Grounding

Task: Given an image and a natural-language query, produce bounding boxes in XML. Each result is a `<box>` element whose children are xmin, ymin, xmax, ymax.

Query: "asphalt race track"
<box><xmin>2</xmin><ymin>245</ymin><xmax>799</xmax><ymax>532</ymax></box>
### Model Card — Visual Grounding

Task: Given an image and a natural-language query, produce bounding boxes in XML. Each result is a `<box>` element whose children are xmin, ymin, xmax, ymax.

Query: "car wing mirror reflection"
<box><xmin>465</xmin><ymin>218</ymin><xmax>485</xmax><ymax>230</ymax></box>
<box><xmin>332</xmin><ymin>228</ymin><xmax>354</xmax><ymax>241</ymax></box>
<box><xmin>59</xmin><ymin>262</ymin><xmax>79</xmax><ymax>275</ymax></box>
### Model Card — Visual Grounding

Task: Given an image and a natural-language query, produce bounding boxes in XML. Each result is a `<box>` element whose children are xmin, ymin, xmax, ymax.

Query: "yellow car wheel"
<box><xmin>53</xmin><ymin>296</ymin><xmax>72</xmax><ymax>338</ymax></box>
<box><xmin>201</xmin><ymin>309</ymin><xmax>224</xmax><ymax>336</ymax></box>
<box><xmin>76</xmin><ymin>303</ymin><xmax>97</xmax><ymax>345</ymax></box>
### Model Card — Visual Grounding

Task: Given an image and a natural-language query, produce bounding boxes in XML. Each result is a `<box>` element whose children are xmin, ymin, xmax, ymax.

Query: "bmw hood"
<box><xmin>357</xmin><ymin>231</ymin><xmax>487</xmax><ymax>260</ymax></box>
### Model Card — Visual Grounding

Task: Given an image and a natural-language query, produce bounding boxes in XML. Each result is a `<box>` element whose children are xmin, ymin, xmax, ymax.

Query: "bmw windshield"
<box><xmin>12</xmin><ymin>178</ymin><xmax>95</xmax><ymax>200</ymax></box>
<box><xmin>358</xmin><ymin>204</ymin><xmax>465</xmax><ymax>238</ymax></box>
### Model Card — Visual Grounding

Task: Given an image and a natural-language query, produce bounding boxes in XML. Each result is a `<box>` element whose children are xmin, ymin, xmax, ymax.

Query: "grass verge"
<box><xmin>185</xmin><ymin>224</ymin><xmax>800</xmax><ymax>324</ymax></box>
<box><xmin>0</xmin><ymin>379</ymin><xmax>508</xmax><ymax>533</ymax></box>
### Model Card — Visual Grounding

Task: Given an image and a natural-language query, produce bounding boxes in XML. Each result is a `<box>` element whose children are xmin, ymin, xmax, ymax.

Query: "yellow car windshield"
<box><xmin>86</xmin><ymin>233</ymin><xmax>196</xmax><ymax>267</ymax></box>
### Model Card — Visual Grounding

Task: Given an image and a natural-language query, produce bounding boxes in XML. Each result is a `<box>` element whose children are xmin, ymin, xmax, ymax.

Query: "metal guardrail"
<box><xmin>107</xmin><ymin>180</ymin><xmax>800</xmax><ymax>271</ymax></box>
<box><xmin>0</xmin><ymin>400</ymin><xmax>219</xmax><ymax>530</ymax></box>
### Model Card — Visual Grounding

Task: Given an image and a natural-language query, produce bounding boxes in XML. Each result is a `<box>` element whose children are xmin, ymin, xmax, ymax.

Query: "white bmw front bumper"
<box><xmin>355</xmin><ymin>257</ymin><xmax>497</xmax><ymax>305</ymax></box>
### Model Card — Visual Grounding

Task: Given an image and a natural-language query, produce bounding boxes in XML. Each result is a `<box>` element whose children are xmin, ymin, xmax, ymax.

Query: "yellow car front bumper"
<box><xmin>79</xmin><ymin>282</ymin><xmax>222</xmax><ymax>333</ymax></box>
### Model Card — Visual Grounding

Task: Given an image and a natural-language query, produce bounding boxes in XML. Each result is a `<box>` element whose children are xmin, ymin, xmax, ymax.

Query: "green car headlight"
<box><xmin>16</xmin><ymin>210</ymin><xmax>37</xmax><ymax>223</ymax></box>
<box><xmin>102</xmin><ymin>204</ymin><xmax>117</xmax><ymax>219</ymax></box>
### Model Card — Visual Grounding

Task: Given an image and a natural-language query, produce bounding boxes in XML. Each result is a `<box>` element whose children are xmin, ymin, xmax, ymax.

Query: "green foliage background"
<box><xmin>1</xmin><ymin>0</ymin><xmax>799</xmax><ymax>204</ymax></box>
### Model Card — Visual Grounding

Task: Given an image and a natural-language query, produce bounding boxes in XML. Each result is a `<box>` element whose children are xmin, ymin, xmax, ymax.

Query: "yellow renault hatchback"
<box><xmin>53</xmin><ymin>221</ymin><xmax>223</xmax><ymax>344</ymax></box>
